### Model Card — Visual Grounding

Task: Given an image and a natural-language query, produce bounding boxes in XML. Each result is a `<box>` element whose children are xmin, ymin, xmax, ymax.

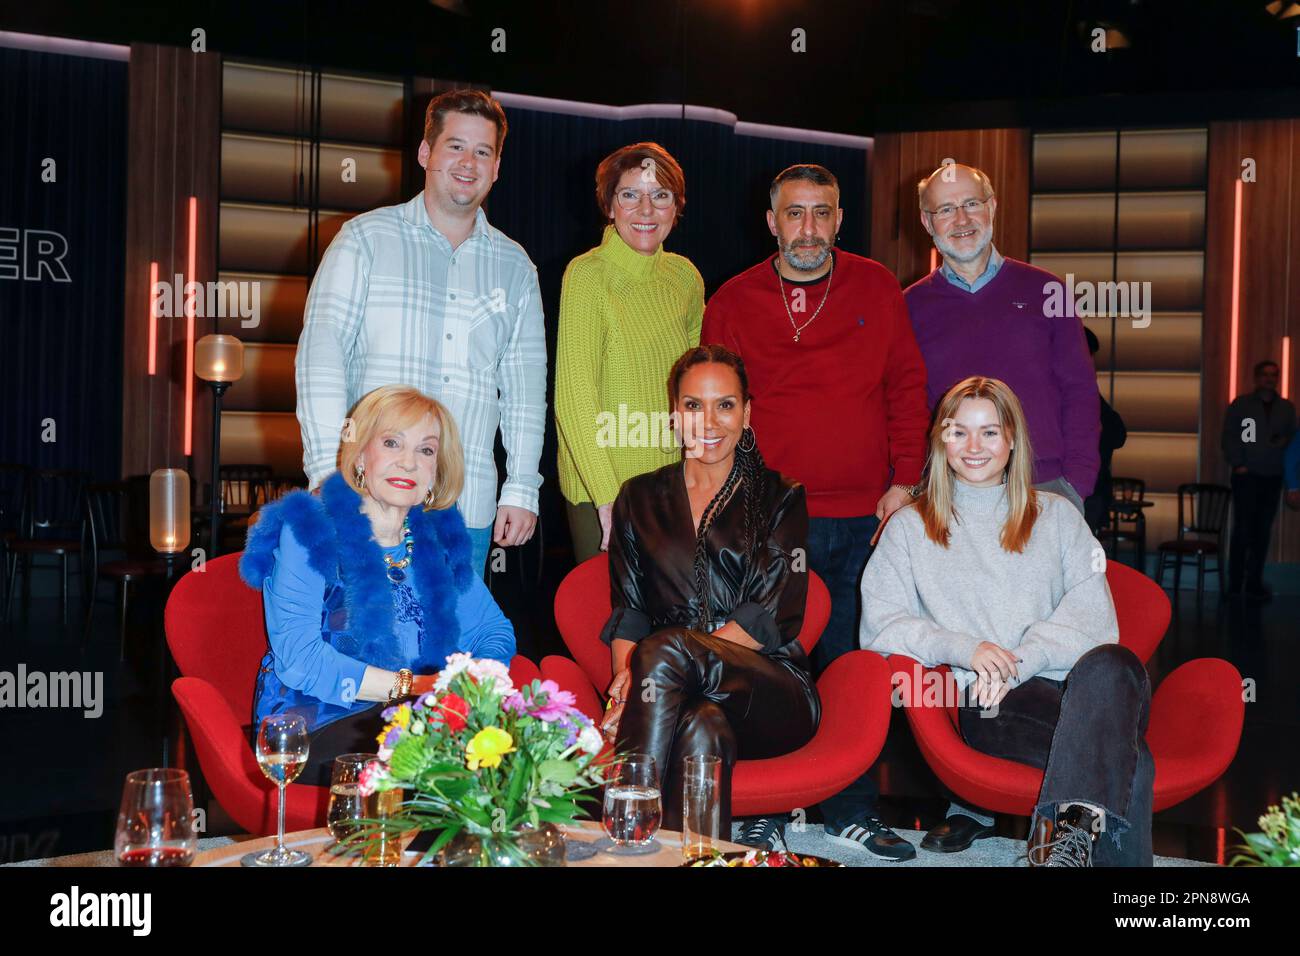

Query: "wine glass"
<box><xmin>241</xmin><ymin>714</ymin><xmax>312</xmax><ymax>867</ymax></box>
<box><xmin>114</xmin><ymin>768</ymin><xmax>198</xmax><ymax>866</ymax></box>
<box><xmin>600</xmin><ymin>753</ymin><xmax>661</xmax><ymax>855</ymax></box>
<box><xmin>326</xmin><ymin>753</ymin><xmax>372</xmax><ymax>843</ymax></box>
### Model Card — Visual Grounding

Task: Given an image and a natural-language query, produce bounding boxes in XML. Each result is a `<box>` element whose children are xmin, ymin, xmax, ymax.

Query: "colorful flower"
<box><xmin>576</xmin><ymin>724</ymin><xmax>604</xmax><ymax>755</ymax></box>
<box><xmin>465</xmin><ymin>726</ymin><xmax>515</xmax><ymax>770</ymax></box>
<box><xmin>357</xmin><ymin>760</ymin><xmax>389</xmax><ymax>797</ymax></box>
<box><xmin>431</xmin><ymin>692</ymin><xmax>469</xmax><ymax>733</ymax></box>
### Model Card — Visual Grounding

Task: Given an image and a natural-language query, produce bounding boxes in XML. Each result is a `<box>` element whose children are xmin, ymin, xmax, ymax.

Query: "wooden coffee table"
<box><xmin>193</xmin><ymin>820</ymin><xmax>745</xmax><ymax>868</ymax></box>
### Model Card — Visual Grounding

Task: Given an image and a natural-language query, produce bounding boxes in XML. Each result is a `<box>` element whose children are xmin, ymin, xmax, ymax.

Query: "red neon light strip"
<box><xmin>147</xmin><ymin>260</ymin><xmax>158</xmax><ymax>375</ymax></box>
<box><xmin>1283</xmin><ymin>336</ymin><xmax>1292</xmax><ymax>400</ymax></box>
<box><xmin>184</xmin><ymin>197</ymin><xmax>197</xmax><ymax>456</ymax></box>
<box><xmin>930</xmin><ymin>247</ymin><xmax>938</xmax><ymax>272</ymax></box>
<box><xmin>1229</xmin><ymin>179</ymin><xmax>1243</xmax><ymax>401</ymax></box>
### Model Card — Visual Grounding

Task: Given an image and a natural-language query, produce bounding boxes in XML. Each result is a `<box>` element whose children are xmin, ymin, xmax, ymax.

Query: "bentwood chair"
<box><xmin>83</xmin><ymin>482</ymin><xmax>167</xmax><ymax>658</ymax></box>
<box><xmin>1100</xmin><ymin>476</ymin><xmax>1147</xmax><ymax>571</ymax></box>
<box><xmin>5</xmin><ymin>468</ymin><xmax>88</xmax><ymax>625</ymax></box>
<box><xmin>542</xmin><ymin>553</ymin><xmax>893</xmax><ymax>819</ymax></box>
<box><xmin>1155</xmin><ymin>483</ymin><xmax>1232</xmax><ymax>609</ymax></box>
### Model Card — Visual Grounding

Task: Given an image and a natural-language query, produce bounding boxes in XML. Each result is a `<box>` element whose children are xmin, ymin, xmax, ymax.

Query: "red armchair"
<box><xmin>542</xmin><ymin>553</ymin><xmax>892</xmax><ymax>817</ymax></box>
<box><xmin>888</xmin><ymin>560</ymin><xmax>1244</xmax><ymax>815</ymax></box>
<box><xmin>165</xmin><ymin>552</ymin><xmax>541</xmax><ymax>836</ymax></box>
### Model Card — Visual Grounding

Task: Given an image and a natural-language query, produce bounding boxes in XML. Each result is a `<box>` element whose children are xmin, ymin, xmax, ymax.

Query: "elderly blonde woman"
<box><xmin>240</xmin><ymin>385</ymin><xmax>515</xmax><ymax>785</ymax></box>
<box><xmin>861</xmin><ymin>376</ymin><xmax>1152</xmax><ymax>867</ymax></box>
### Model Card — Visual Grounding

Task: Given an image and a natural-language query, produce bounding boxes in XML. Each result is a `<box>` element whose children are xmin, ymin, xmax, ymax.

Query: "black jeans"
<box><xmin>805</xmin><ymin>514</ymin><xmax>883</xmax><ymax>829</ymax></box>
<box><xmin>296</xmin><ymin>704</ymin><xmax>387</xmax><ymax>788</ymax></box>
<box><xmin>1228</xmin><ymin>473</ymin><xmax>1283</xmax><ymax>592</ymax></box>
<box><xmin>616</xmin><ymin>627</ymin><xmax>820</xmax><ymax>833</ymax></box>
<box><xmin>958</xmin><ymin>644</ymin><xmax>1155</xmax><ymax>866</ymax></box>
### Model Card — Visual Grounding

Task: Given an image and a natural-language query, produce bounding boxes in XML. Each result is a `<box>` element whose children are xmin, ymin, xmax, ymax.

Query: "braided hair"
<box><xmin>667</xmin><ymin>345</ymin><xmax>769</xmax><ymax>631</ymax></box>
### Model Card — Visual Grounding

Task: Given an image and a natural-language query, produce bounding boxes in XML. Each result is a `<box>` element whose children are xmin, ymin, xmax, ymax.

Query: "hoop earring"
<box><xmin>737</xmin><ymin>427</ymin><xmax>756</xmax><ymax>453</ymax></box>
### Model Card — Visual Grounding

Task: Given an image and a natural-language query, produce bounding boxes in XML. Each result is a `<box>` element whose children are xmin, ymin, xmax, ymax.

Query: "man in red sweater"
<box><xmin>702</xmin><ymin>164</ymin><xmax>929</xmax><ymax>860</ymax></box>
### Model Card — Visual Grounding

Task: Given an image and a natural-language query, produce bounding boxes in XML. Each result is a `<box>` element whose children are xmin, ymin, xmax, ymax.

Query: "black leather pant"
<box><xmin>615</xmin><ymin>627</ymin><xmax>821</xmax><ymax>833</ymax></box>
<box><xmin>958</xmin><ymin>643</ymin><xmax>1155</xmax><ymax>866</ymax></box>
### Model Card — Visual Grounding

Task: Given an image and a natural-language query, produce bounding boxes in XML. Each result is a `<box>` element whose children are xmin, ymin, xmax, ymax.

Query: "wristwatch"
<box><xmin>389</xmin><ymin>668</ymin><xmax>414</xmax><ymax>702</ymax></box>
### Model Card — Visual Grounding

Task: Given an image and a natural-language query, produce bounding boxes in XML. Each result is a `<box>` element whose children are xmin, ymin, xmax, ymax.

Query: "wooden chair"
<box><xmin>83</xmin><ymin>481</ymin><xmax>167</xmax><ymax>659</ymax></box>
<box><xmin>1155</xmin><ymin>483</ymin><xmax>1231</xmax><ymax>610</ymax></box>
<box><xmin>5</xmin><ymin>468</ymin><xmax>88</xmax><ymax>625</ymax></box>
<box><xmin>1100</xmin><ymin>476</ymin><xmax>1147</xmax><ymax>571</ymax></box>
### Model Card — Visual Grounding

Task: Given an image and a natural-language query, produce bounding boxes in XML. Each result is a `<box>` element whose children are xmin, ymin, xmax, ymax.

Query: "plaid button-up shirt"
<box><xmin>295</xmin><ymin>191</ymin><xmax>547</xmax><ymax>528</ymax></box>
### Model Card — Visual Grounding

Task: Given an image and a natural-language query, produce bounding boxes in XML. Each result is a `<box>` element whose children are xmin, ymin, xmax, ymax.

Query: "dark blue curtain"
<box><xmin>487</xmin><ymin>106</ymin><xmax>868</xmax><ymax>554</ymax></box>
<box><xmin>0</xmin><ymin>48</ymin><xmax>127</xmax><ymax>480</ymax></box>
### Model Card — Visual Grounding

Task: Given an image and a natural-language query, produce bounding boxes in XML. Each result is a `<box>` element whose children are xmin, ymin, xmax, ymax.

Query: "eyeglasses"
<box><xmin>614</xmin><ymin>187</ymin><xmax>676</xmax><ymax>211</ymax></box>
<box><xmin>923</xmin><ymin>196</ymin><xmax>994</xmax><ymax>221</ymax></box>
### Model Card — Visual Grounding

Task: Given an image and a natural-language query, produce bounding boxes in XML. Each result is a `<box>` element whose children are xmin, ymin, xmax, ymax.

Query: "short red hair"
<box><xmin>594</xmin><ymin>142</ymin><xmax>685</xmax><ymax>219</ymax></box>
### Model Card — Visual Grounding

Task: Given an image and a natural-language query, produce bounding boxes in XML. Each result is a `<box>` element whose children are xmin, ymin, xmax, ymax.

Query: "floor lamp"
<box><xmin>194</xmin><ymin>335</ymin><xmax>244</xmax><ymax>558</ymax></box>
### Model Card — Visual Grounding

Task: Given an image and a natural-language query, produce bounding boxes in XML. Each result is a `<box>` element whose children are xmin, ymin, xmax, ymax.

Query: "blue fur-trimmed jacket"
<box><xmin>239</xmin><ymin>471</ymin><xmax>515</xmax><ymax>733</ymax></box>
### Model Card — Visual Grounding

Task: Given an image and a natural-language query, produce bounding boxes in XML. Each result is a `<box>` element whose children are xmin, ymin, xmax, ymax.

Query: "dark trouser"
<box><xmin>806</xmin><ymin>514</ymin><xmax>883</xmax><ymax>830</ymax></box>
<box><xmin>616</xmin><ymin>627</ymin><xmax>820</xmax><ymax>833</ymax></box>
<box><xmin>958</xmin><ymin>644</ymin><xmax>1154</xmax><ymax>866</ymax></box>
<box><xmin>1228</xmin><ymin>473</ymin><xmax>1283</xmax><ymax>592</ymax></box>
<box><xmin>294</xmin><ymin>704</ymin><xmax>387</xmax><ymax>788</ymax></box>
<box><xmin>565</xmin><ymin>499</ymin><xmax>604</xmax><ymax>565</ymax></box>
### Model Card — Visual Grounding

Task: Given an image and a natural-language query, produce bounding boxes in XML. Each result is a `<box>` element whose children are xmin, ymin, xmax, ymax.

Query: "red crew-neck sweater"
<box><xmin>701</xmin><ymin>251</ymin><xmax>930</xmax><ymax>518</ymax></box>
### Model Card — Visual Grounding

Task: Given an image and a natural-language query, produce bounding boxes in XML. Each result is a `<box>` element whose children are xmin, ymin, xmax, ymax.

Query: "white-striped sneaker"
<box><xmin>825</xmin><ymin>817</ymin><xmax>917</xmax><ymax>861</ymax></box>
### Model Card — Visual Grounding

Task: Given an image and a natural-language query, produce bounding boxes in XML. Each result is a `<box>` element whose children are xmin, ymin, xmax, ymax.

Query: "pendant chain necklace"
<box><xmin>778</xmin><ymin>254</ymin><xmax>835</xmax><ymax>343</ymax></box>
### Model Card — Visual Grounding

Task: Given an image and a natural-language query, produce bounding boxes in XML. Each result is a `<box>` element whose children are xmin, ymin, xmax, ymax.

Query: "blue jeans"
<box><xmin>467</xmin><ymin>525</ymin><xmax>492</xmax><ymax>581</ymax></box>
<box><xmin>806</xmin><ymin>514</ymin><xmax>883</xmax><ymax>830</ymax></box>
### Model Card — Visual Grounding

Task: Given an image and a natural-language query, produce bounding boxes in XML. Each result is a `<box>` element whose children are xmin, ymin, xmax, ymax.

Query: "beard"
<box><xmin>933</xmin><ymin>220</ymin><xmax>993</xmax><ymax>264</ymax></box>
<box><xmin>779</xmin><ymin>235</ymin><xmax>833</xmax><ymax>272</ymax></box>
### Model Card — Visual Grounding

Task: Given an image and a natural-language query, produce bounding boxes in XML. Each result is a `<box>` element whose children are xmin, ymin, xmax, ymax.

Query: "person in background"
<box><xmin>861</xmin><ymin>376</ymin><xmax>1152</xmax><ymax>867</ymax></box>
<box><xmin>1082</xmin><ymin>327</ymin><xmax>1128</xmax><ymax>536</ymax></box>
<box><xmin>701</xmin><ymin>164</ymin><xmax>929</xmax><ymax>860</ymax></box>
<box><xmin>597</xmin><ymin>346</ymin><xmax>819</xmax><ymax>845</ymax></box>
<box><xmin>296</xmin><ymin>89</ymin><xmax>547</xmax><ymax>579</ymax></box>
<box><xmin>904</xmin><ymin>162</ymin><xmax>1100</xmax><ymax>517</ymax></box>
<box><xmin>555</xmin><ymin>142</ymin><xmax>704</xmax><ymax>562</ymax></box>
<box><xmin>1221</xmin><ymin>359</ymin><xmax>1297</xmax><ymax>601</ymax></box>
<box><xmin>241</xmin><ymin>386</ymin><xmax>516</xmax><ymax>787</ymax></box>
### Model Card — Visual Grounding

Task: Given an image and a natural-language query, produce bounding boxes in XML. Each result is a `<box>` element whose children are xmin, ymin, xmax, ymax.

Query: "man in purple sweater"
<box><xmin>901</xmin><ymin>162</ymin><xmax>1100</xmax><ymax>855</ymax></box>
<box><xmin>903</xmin><ymin>162</ymin><xmax>1099</xmax><ymax>513</ymax></box>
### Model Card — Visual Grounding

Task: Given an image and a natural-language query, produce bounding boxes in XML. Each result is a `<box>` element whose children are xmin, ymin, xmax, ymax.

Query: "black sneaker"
<box><xmin>736</xmin><ymin>816</ymin><xmax>786</xmax><ymax>851</ymax></box>
<box><xmin>825</xmin><ymin>817</ymin><xmax>917</xmax><ymax>861</ymax></box>
<box><xmin>1028</xmin><ymin>805</ymin><xmax>1098</xmax><ymax>867</ymax></box>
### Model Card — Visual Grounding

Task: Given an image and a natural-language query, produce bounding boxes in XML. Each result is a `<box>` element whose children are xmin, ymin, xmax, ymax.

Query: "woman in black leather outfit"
<box><xmin>597</xmin><ymin>344</ymin><xmax>820</xmax><ymax>845</ymax></box>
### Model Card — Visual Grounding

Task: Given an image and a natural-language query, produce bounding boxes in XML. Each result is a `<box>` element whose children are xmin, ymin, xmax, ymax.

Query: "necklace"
<box><xmin>777</xmin><ymin>253</ymin><xmax>834</xmax><ymax>343</ymax></box>
<box><xmin>382</xmin><ymin>516</ymin><xmax>415</xmax><ymax>584</ymax></box>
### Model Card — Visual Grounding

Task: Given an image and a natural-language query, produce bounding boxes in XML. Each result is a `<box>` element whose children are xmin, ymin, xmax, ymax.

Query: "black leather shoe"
<box><xmin>920</xmin><ymin>814</ymin><xmax>996</xmax><ymax>853</ymax></box>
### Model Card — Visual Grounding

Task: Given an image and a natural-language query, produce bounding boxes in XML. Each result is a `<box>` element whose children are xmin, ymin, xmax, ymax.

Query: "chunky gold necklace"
<box><xmin>778</xmin><ymin>253</ymin><xmax>835</xmax><ymax>343</ymax></box>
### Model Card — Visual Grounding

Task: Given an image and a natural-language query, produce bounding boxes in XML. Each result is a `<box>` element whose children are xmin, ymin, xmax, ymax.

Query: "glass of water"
<box><xmin>601</xmin><ymin>754</ymin><xmax>661</xmax><ymax>853</ymax></box>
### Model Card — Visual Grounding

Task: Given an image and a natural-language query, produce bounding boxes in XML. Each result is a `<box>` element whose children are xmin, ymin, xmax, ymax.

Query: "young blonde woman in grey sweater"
<box><xmin>860</xmin><ymin>376</ymin><xmax>1153</xmax><ymax>866</ymax></box>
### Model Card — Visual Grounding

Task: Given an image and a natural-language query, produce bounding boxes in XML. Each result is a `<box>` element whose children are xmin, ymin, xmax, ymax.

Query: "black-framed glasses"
<box><xmin>614</xmin><ymin>187</ymin><xmax>676</xmax><ymax>211</ymax></box>
<box><xmin>924</xmin><ymin>196</ymin><xmax>994</xmax><ymax>221</ymax></box>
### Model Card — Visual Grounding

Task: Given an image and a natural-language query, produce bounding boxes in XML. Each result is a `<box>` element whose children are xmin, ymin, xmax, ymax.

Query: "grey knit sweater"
<box><xmin>859</xmin><ymin>481</ymin><xmax>1118</xmax><ymax>688</ymax></box>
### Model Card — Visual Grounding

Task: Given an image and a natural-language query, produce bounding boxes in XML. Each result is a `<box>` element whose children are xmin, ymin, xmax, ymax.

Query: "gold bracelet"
<box><xmin>390</xmin><ymin>668</ymin><xmax>413</xmax><ymax>702</ymax></box>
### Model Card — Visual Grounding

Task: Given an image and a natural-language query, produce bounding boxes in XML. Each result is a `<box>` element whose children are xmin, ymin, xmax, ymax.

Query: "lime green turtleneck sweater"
<box><xmin>555</xmin><ymin>225</ymin><xmax>704</xmax><ymax>506</ymax></box>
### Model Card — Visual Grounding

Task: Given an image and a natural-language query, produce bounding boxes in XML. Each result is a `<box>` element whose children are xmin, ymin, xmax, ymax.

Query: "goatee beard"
<box><xmin>780</xmin><ymin>239</ymin><xmax>832</xmax><ymax>272</ymax></box>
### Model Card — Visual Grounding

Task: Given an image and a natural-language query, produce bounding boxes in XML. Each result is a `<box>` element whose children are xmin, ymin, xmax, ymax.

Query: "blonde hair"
<box><xmin>336</xmin><ymin>385</ymin><xmax>464</xmax><ymax>511</ymax></box>
<box><xmin>915</xmin><ymin>376</ymin><xmax>1038</xmax><ymax>553</ymax></box>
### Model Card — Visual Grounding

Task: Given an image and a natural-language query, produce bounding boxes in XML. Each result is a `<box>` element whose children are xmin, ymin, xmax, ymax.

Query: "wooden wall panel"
<box><xmin>1204</xmin><ymin>120</ymin><xmax>1299</xmax><ymax>562</ymax></box>
<box><xmin>120</xmin><ymin>43</ymin><xmax>222</xmax><ymax>505</ymax></box>
<box><xmin>871</xmin><ymin>129</ymin><xmax>1030</xmax><ymax>289</ymax></box>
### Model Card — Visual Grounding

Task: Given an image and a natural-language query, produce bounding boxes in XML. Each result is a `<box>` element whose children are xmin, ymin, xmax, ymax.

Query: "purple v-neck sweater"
<box><xmin>903</xmin><ymin>258</ymin><xmax>1100</xmax><ymax>497</ymax></box>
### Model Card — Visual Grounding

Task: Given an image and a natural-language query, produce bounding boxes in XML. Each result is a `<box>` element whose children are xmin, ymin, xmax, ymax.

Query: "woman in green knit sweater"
<box><xmin>556</xmin><ymin>142</ymin><xmax>705</xmax><ymax>561</ymax></box>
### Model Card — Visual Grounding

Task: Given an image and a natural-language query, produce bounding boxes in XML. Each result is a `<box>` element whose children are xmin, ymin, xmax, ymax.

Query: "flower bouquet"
<box><xmin>337</xmin><ymin>654</ymin><xmax>608</xmax><ymax>867</ymax></box>
<box><xmin>1229</xmin><ymin>791</ymin><xmax>1300</xmax><ymax>866</ymax></box>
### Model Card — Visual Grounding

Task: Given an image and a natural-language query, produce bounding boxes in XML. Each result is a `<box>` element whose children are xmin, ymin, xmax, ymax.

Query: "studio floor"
<box><xmin>0</xmin><ymin>557</ymin><xmax>1295</xmax><ymax>866</ymax></box>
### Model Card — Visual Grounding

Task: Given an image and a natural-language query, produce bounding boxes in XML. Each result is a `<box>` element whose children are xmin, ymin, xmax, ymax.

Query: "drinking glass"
<box><xmin>681</xmin><ymin>754</ymin><xmax>722</xmax><ymax>861</ymax></box>
<box><xmin>362</xmin><ymin>786</ymin><xmax>404</xmax><ymax>867</ymax></box>
<box><xmin>326</xmin><ymin>754</ymin><xmax>372</xmax><ymax>843</ymax></box>
<box><xmin>601</xmin><ymin>753</ymin><xmax>661</xmax><ymax>853</ymax></box>
<box><xmin>241</xmin><ymin>714</ymin><xmax>312</xmax><ymax>867</ymax></box>
<box><xmin>114</xmin><ymin>768</ymin><xmax>198</xmax><ymax>866</ymax></box>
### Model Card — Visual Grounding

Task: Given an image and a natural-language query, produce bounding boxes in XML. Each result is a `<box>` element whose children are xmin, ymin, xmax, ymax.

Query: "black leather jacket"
<box><xmin>599</xmin><ymin>461</ymin><xmax>813</xmax><ymax>674</ymax></box>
